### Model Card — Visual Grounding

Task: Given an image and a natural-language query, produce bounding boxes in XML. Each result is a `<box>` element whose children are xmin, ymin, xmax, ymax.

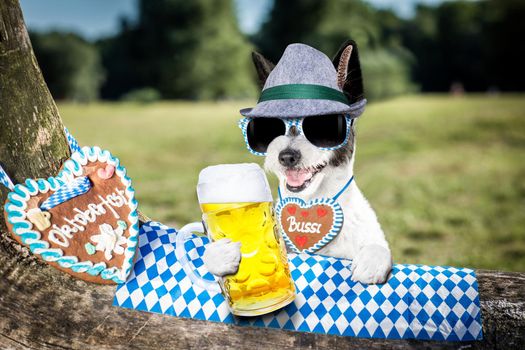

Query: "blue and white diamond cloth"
<box><xmin>114</xmin><ymin>221</ymin><xmax>483</xmax><ymax>341</ymax></box>
<box><xmin>0</xmin><ymin>163</ymin><xmax>15</xmax><ymax>191</ymax></box>
<box><xmin>64</xmin><ymin>127</ymin><xmax>81</xmax><ymax>153</ymax></box>
<box><xmin>40</xmin><ymin>176</ymin><xmax>92</xmax><ymax>211</ymax></box>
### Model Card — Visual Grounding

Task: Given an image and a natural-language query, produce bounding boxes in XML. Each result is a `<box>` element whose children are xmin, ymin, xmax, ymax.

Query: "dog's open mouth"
<box><xmin>285</xmin><ymin>162</ymin><xmax>327</xmax><ymax>192</ymax></box>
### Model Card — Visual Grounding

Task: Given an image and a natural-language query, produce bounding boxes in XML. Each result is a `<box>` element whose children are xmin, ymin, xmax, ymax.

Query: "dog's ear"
<box><xmin>252</xmin><ymin>51</ymin><xmax>275</xmax><ymax>87</ymax></box>
<box><xmin>332</xmin><ymin>40</ymin><xmax>364</xmax><ymax>103</ymax></box>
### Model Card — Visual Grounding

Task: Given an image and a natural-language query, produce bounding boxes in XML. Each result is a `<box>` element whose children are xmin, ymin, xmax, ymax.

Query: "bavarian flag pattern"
<box><xmin>114</xmin><ymin>221</ymin><xmax>482</xmax><ymax>341</ymax></box>
<box><xmin>0</xmin><ymin>163</ymin><xmax>15</xmax><ymax>191</ymax></box>
<box><xmin>40</xmin><ymin>176</ymin><xmax>91</xmax><ymax>211</ymax></box>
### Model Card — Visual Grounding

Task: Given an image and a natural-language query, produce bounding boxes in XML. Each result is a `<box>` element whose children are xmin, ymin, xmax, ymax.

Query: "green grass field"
<box><xmin>59</xmin><ymin>94</ymin><xmax>525</xmax><ymax>272</ymax></box>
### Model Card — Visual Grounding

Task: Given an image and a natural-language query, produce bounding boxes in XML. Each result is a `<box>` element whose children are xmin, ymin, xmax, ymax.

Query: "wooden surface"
<box><xmin>0</xmin><ymin>241</ymin><xmax>524</xmax><ymax>350</ymax></box>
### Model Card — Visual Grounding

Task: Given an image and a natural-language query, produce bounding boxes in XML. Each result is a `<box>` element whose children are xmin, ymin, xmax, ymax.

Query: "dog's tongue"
<box><xmin>285</xmin><ymin>169</ymin><xmax>312</xmax><ymax>187</ymax></box>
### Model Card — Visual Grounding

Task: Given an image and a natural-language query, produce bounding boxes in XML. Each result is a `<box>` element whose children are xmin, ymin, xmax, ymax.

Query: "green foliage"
<box><xmin>402</xmin><ymin>1</ymin><xmax>484</xmax><ymax>91</ymax></box>
<box><xmin>254</xmin><ymin>0</ymin><xmax>415</xmax><ymax>100</ymax></box>
<box><xmin>30</xmin><ymin>32</ymin><xmax>104</xmax><ymax>102</ymax></box>
<box><xmin>30</xmin><ymin>0</ymin><xmax>525</xmax><ymax>100</ymax></box>
<box><xmin>361</xmin><ymin>49</ymin><xmax>416</xmax><ymax>100</ymax></box>
<box><xmin>59</xmin><ymin>95</ymin><xmax>525</xmax><ymax>271</ymax></box>
<box><xmin>482</xmin><ymin>0</ymin><xmax>525</xmax><ymax>91</ymax></box>
<box><xmin>101</xmin><ymin>0</ymin><xmax>256</xmax><ymax>100</ymax></box>
<box><xmin>401</xmin><ymin>0</ymin><xmax>525</xmax><ymax>92</ymax></box>
<box><xmin>254</xmin><ymin>0</ymin><xmax>525</xmax><ymax>95</ymax></box>
<box><xmin>251</xmin><ymin>0</ymin><xmax>327</xmax><ymax>62</ymax></box>
<box><xmin>121</xmin><ymin>87</ymin><xmax>161</xmax><ymax>103</ymax></box>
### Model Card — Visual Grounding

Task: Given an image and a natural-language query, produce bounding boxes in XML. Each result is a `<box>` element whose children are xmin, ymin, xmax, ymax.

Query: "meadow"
<box><xmin>59</xmin><ymin>95</ymin><xmax>525</xmax><ymax>272</ymax></box>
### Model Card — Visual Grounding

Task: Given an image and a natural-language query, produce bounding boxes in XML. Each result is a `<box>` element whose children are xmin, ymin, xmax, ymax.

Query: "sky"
<box><xmin>19</xmin><ymin>0</ymin><xmax>448</xmax><ymax>40</ymax></box>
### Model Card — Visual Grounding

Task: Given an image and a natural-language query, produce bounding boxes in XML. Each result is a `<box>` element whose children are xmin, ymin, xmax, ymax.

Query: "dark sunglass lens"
<box><xmin>247</xmin><ymin>118</ymin><xmax>286</xmax><ymax>153</ymax></box>
<box><xmin>302</xmin><ymin>114</ymin><xmax>347</xmax><ymax>148</ymax></box>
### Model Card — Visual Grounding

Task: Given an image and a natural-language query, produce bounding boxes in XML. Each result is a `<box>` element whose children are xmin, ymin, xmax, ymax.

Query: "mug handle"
<box><xmin>175</xmin><ymin>221</ymin><xmax>221</xmax><ymax>293</ymax></box>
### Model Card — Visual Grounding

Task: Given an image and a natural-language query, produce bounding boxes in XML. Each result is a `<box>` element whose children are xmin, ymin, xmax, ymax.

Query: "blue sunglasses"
<box><xmin>239</xmin><ymin>114</ymin><xmax>354</xmax><ymax>156</ymax></box>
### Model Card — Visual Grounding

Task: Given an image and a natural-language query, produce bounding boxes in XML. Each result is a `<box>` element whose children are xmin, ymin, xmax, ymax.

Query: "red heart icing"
<box><xmin>300</xmin><ymin>210</ymin><xmax>309</xmax><ymax>218</ymax></box>
<box><xmin>287</xmin><ymin>206</ymin><xmax>297</xmax><ymax>215</ymax></box>
<box><xmin>317</xmin><ymin>207</ymin><xmax>328</xmax><ymax>217</ymax></box>
<box><xmin>295</xmin><ymin>235</ymin><xmax>307</xmax><ymax>248</ymax></box>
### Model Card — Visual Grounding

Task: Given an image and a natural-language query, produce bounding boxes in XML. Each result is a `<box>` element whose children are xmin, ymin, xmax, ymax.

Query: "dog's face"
<box><xmin>252</xmin><ymin>40</ymin><xmax>364</xmax><ymax>196</ymax></box>
<box><xmin>264</xmin><ymin>124</ymin><xmax>355</xmax><ymax>197</ymax></box>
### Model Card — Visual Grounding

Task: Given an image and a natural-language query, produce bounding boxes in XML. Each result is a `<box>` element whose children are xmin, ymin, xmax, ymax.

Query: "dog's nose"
<box><xmin>279</xmin><ymin>149</ymin><xmax>301</xmax><ymax>167</ymax></box>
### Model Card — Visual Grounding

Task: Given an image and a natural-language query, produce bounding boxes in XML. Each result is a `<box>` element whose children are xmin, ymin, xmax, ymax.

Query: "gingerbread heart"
<box><xmin>275</xmin><ymin>197</ymin><xmax>344</xmax><ymax>253</ymax></box>
<box><xmin>4</xmin><ymin>146</ymin><xmax>139</xmax><ymax>284</ymax></box>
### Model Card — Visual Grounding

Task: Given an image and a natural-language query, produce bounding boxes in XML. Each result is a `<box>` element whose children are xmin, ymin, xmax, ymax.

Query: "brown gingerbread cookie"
<box><xmin>275</xmin><ymin>197</ymin><xmax>344</xmax><ymax>254</ymax></box>
<box><xmin>4</xmin><ymin>146</ymin><xmax>139</xmax><ymax>284</ymax></box>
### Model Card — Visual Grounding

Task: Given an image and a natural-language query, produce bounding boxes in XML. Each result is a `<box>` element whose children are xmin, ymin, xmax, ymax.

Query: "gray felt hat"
<box><xmin>240</xmin><ymin>43</ymin><xmax>367</xmax><ymax>118</ymax></box>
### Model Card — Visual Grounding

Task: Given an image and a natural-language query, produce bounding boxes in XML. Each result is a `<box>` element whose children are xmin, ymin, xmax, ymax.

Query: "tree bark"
<box><xmin>0</xmin><ymin>1</ymin><xmax>523</xmax><ymax>349</ymax></box>
<box><xmin>0</xmin><ymin>0</ymin><xmax>70</xmax><ymax>259</ymax></box>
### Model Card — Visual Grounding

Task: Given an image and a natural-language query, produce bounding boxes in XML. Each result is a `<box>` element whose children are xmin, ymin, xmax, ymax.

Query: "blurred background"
<box><xmin>20</xmin><ymin>0</ymin><xmax>524</xmax><ymax>271</ymax></box>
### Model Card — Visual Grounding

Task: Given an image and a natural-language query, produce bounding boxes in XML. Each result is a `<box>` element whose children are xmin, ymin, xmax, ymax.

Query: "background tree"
<box><xmin>97</xmin><ymin>22</ymin><xmax>147</xmax><ymax>100</ymax></box>
<box><xmin>253</xmin><ymin>0</ymin><xmax>415</xmax><ymax>100</ymax></box>
<box><xmin>483</xmin><ymin>0</ymin><xmax>525</xmax><ymax>91</ymax></box>
<box><xmin>100</xmin><ymin>0</ymin><xmax>256</xmax><ymax>100</ymax></box>
<box><xmin>400</xmin><ymin>5</ymin><xmax>442</xmax><ymax>92</ymax></box>
<box><xmin>400</xmin><ymin>0</ymin><xmax>525</xmax><ymax>92</ymax></box>
<box><xmin>21</xmin><ymin>0</ymin><xmax>525</xmax><ymax>101</ymax></box>
<box><xmin>251</xmin><ymin>0</ymin><xmax>326</xmax><ymax>62</ymax></box>
<box><xmin>401</xmin><ymin>2</ymin><xmax>485</xmax><ymax>92</ymax></box>
<box><xmin>31</xmin><ymin>31</ymin><xmax>104</xmax><ymax>102</ymax></box>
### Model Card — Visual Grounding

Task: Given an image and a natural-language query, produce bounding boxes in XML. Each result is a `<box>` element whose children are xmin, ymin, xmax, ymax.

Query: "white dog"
<box><xmin>203</xmin><ymin>41</ymin><xmax>392</xmax><ymax>284</ymax></box>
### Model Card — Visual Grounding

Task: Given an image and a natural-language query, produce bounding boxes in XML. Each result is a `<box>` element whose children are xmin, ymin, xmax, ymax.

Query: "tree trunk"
<box><xmin>0</xmin><ymin>1</ymin><xmax>523</xmax><ymax>349</ymax></box>
<box><xmin>0</xmin><ymin>0</ymin><xmax>70</xmax><ymax>259</ymax></box>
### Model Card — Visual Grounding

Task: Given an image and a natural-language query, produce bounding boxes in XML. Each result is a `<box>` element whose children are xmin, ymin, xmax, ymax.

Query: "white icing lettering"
<box><xmin>73</xmin><ymin>213</ymin><xmax>88</xmax><ymax>226</ymax></box>
<box><xmin>64</xmin><ymin>217</ymin><xmax>85</xmax><ymax>232</ymax></box>
<box><xmin>45</xmin><ymin>189</ymin><xmax>129</xmax><ymax>248</ymax></box>
<box><xmin>48</xmin><ymin>225</ymin><xmax>70</xmax><ymax>247</ymax></box>
<box><xmin>98</xmin><ymin>194</ymin><xmax>120</xmax><ymax>219</ymax></box>
<box><xmin>116</xmin><ymin>189</ymin><xmax>127</xmax><ymax>204</ymax></box>
<box><xmin>287</xmin><ymin>216</ymin><xmax>322</xmax><ymax>234</ymax></box>
<box><xmin>60</xmin><ymin>224</ymin><xmax>74</xmax><ymax>238</ymax></box>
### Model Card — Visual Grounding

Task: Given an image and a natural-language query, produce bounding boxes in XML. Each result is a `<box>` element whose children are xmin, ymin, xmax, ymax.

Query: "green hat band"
<box><xmin>258</xmin><ymin>84</ymin><xmax>349</xmax><ymax>105</ymax></box>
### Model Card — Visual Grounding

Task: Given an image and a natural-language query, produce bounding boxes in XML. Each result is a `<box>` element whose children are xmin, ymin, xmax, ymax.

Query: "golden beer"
<box><xmin>201</xmin><ymin>201</ymin><xmax>295</xmax><ymax>316</ymax></box>
<box><xmin>186</xmin><ymin>163</ymin><xmax>296</xmax><ymax>316</ymax></box>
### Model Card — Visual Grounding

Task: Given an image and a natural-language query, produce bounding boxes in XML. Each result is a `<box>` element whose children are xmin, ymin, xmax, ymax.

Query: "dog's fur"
<box><xmin>203</xmin><ymin>41</ymin><xmax>392</xmax><ymax>284</ymax></box>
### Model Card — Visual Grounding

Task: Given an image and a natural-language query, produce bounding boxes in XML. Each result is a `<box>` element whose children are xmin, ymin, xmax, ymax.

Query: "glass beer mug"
<box><xmin>177</xmin><ymin>163</ymin><xmax>296</xmax><ymax>316</ymax></box>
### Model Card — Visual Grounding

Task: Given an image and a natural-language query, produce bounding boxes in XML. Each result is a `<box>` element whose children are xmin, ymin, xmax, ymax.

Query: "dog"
<box><xmin>203</xmin><ymin>41</ymin><xmax>392</xmax><ymax>284</ymax></box>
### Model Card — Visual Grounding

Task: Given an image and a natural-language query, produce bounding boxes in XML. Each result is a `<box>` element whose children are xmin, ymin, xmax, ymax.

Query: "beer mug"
<box><xmin>26</xmin><ymin>208</ymin><xmax>52</xmax><ymax>231</ymax></box>
<box><xmin>177</xmin><ymin>163</ymin><xmax>296</xmax><ymax>316</ymax></box>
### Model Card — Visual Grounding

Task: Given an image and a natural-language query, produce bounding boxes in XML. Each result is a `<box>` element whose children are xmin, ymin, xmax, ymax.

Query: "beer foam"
<box><xmin>197</xmin><ymin>163</ymin><xmax>273</xmax><ymax>204</ymax></box>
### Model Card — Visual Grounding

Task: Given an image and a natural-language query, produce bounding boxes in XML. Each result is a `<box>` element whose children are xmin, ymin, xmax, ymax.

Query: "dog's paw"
<box><xmin>351</xmin><ymin>244</ymin><xmax>392</xmax><ymax>284</ymax></box>
<box><xmin>203</xmin><ymin>239</ymin><xmax>241</xmax><ymax>277</ymax></box>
